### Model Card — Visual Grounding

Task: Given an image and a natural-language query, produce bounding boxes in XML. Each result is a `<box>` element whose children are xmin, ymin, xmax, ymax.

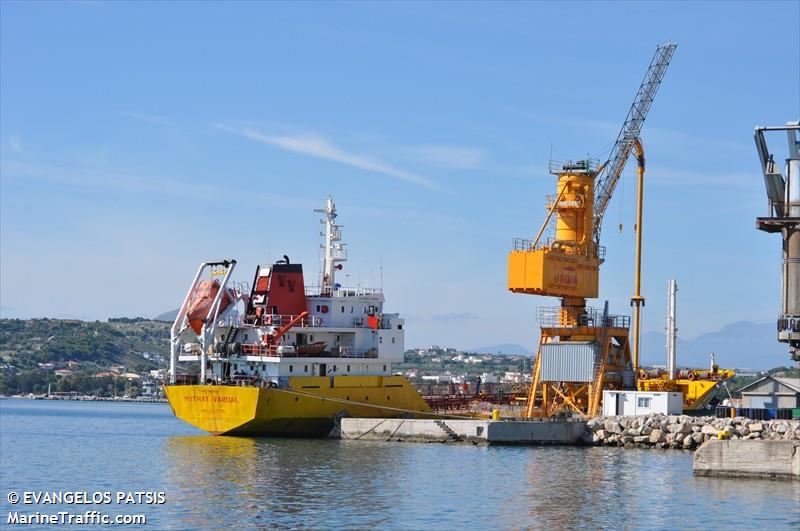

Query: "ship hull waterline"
<box><xmin>165</xmin><ymin>375</ymin><xmax>434</xmax><ymax>436</ymax></box>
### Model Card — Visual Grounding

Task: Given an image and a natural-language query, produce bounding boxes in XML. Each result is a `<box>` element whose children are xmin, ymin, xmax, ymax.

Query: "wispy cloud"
<box><xmin>398</xmin><ymin>145</ymin><xmax>487</xmax><ymax>170</ymax></box>
<box><xmin>0</xmin><ymin>159</ymin><xmax>307</xmax><ymax>208</ymax></box>
<box><xmin>120</xmin><ymin>111</ymin><xmax>173</xmax><ymax>126</ymax></box>
<box><xmin>217</xmin><ymin>124</ymin><xmax>441</xmax><ymax>190</ymax></box>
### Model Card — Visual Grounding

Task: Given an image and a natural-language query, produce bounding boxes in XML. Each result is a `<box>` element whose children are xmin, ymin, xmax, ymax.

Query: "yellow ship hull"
<box><xmin>165</xmin><ymin>375</ymin><xmax>432</xmax><ymax>436</ymax></box>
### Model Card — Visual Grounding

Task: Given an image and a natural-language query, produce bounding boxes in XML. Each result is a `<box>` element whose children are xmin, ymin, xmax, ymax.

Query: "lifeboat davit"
<box><xmin>187</xmin><ymin>280</ymin><xmax>233</xmax><ymax>334</ymax></box>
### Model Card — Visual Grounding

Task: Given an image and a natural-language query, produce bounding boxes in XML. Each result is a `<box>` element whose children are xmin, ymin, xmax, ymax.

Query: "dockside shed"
<box><xmin>738</xmin><ymin>376</ymin><xmax>800</xmax><ymax>409</ymax></box>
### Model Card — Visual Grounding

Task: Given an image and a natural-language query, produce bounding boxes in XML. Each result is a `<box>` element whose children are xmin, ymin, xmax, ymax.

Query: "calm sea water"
<box><xmin>0</xmin><ymin>399</ymin><xmax>798</xmax><ymax>530</ymax></box>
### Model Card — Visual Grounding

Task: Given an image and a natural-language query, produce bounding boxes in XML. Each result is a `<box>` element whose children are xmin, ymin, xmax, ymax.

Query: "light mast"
<box><xmin>315</xmin><ymin>195</ymin><xmax>347</xmax><ymax>295</ymax></box>
<box><xmin>666</xmin><ymin>279</ymin><xmax>677</xmax><ymax>380</ymax></box>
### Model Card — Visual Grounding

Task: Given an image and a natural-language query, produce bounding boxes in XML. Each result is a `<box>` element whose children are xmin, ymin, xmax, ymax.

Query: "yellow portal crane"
<box><xmin>509</xmin><ymin>43</ymin><xmax>677</xmax><ymax>418</ymax></box>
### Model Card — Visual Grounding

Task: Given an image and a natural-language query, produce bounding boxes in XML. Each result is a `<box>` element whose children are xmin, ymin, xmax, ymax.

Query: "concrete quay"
<box><xmin>338</xmin><ymin>418</ymin><xmax>586</xmax><ymax>444</ymax></box>
<box><xmin>693</xmin><ymin>439</ymin><xmax>800</xmax><ymax>480</ymax></box>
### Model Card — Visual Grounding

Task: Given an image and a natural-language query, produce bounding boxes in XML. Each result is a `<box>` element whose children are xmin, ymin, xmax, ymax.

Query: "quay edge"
<box><xmin>693</xmin><ymin>439</ymin><xmax>800</xmax><ymax>480</ymax></box>
<box><xmin>339</xmin><ymin>418</ymin><xmax>586</xmax><ymax>444</ymax></box>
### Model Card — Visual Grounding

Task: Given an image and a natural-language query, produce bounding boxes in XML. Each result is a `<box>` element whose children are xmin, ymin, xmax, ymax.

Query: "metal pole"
<box><xmin>631</xmin><ymin>139</ymin><xmax>646</xmax><ymax>371</ymax></box>
<box><xmin>200</xmin><ymin>260</ymin><xmax>237</xmax><ymax>385</ymax></box>
<box><xmin>170</xmin><ymin>262</ymin><xmax>208</xmax><ymax>385</ymax></box>
<box><xmin>666</xmin><ymin>280</ymin><xmax>677</xmax><ymax>380</ymax></box>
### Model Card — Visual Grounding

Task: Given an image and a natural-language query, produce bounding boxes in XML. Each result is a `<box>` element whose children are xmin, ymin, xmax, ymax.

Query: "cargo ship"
<box><xmin>165</xmin><ymin>196</ymin><xmax>431</xmax><ymax>436</ymax></box>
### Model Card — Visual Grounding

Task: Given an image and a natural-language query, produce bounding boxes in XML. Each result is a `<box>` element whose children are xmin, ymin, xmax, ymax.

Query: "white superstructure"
<box><xmin>169</xmin><ymin>196</ymin><xmax>404</xmax><ymax>387</ymax></box>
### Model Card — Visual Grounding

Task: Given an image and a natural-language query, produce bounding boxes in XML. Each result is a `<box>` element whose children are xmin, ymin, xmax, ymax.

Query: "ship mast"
<box><xmin>314</xmin><ymin>195</ymin><xmax>347</xmax><ymax>295</ymax></box>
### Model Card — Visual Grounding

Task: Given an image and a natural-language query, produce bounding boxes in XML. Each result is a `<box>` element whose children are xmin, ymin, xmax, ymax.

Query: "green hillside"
<box><xmin>0</xmin><ymin>318</ymin><xmax>172</xmax><ymax>395</ymax></box>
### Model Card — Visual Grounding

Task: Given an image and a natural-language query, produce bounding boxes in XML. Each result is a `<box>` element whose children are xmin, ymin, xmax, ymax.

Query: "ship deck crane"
<box><xmin>508</xmin><ymin>42</ymin><xmax>676</xmax><ymax>418</ymax></box>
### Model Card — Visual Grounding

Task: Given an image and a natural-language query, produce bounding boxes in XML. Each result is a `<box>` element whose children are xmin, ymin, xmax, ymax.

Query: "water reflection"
<box><xmin>3</xmin><ymin>401</ymin><xmax>797</xmax><ymax>531</ymax></box>
<box><xmin>162</xmin><ymin>437</ymin><xmax>403</xmax><ymax>529</ymax></box>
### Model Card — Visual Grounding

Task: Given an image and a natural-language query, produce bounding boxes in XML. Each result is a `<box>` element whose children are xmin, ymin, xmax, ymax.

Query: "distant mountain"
<box><xmin>154</xmin><ymin>309</ymin><xmax>178</xmax><ymax>322</ymax></box>
<box><xmin>467</xmin><ymin>343</ymin><xmax>534</xmax><ymax>356</ymax></box>
<box><xmin>639</xmin><ymin>321</ymin><xmax>788</xmax><ymax>370</ymax></box>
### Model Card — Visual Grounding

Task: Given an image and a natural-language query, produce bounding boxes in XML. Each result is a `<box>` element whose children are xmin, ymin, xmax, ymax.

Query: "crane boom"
<box><xmin>593</xmin><ymin>42</ymin><xmax>677</xmax><ymax>244</ymax></box>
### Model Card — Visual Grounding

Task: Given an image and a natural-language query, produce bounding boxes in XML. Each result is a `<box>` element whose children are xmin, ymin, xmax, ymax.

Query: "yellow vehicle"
<box><xmin>637</xmin><ymin>367</ymin><xmax>735</xmax><ymax>411</ymax></box>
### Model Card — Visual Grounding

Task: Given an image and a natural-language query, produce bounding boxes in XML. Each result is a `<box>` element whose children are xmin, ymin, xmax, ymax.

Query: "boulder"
<box><xmin>749</xmin><ymin>422</ymin><xmax>764</xmax><ymax>432</ymax></box>
<box><xmin>701</xmin><ymin>425</ymin><xmax>718</xmax><ymax>435</ymax></box>
<box><xmin>682</xmin><ymin>436</ymin><xmax>695</xmax><ymax>448</ymax></box>
<box><xmin>667</xmin><ymin>422</ymin><xmax>692</xmax><ymax>434</ymax></box>
<box><xmin>605</xmin><ymin>420</ymin><xmax>624</xmax><ymax>434</ymax></box>
<box><xmin>641</xmin><ymin>426</ymin><xmax>653</xmax><ymax>436</ymax></box>
<box><xmin>649</xmin><ymin>429</ymin><xmax>666</xmax><ymax>444</ymax></box>
<box><xmin>691</xmin><ymin>432</ymin><xmax>704</xmax><ymax>444</ymax></box>
<box><xmin>776</xmin><ymin>424</ymin><xmax>789</xmax><ymax>434</ymax></box>
<box><xmin>633</xmin><ymin>435</ymin><xmax>650</xmax><ymax>444</ymax></box>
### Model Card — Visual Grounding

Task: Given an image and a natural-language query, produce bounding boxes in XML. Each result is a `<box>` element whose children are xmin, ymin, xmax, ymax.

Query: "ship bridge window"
<box><xmin>637</xmin><ymin>397</ymin><xmax>652</xmax><ymax>408</ymax></box>
<box><xmin>383</xmin><ymin>365</ymin><xmax>387</xmax><ymax>372</ymax></box>
<box><xmin>289</xmin><ymin>365</ymin><xmax>293</xmax><ymax>373</ymax></box>
<box><xmin>304</xmin><ymin>365</ymin><xmax>308</xmax><ymax>373</ymax></box>
<box><xmin>347</xmin><ymin>365</ymin><xmax>350</xmax><ymax>372</ymax></box>
<box><xmin>397</xmin><ymin>324</ymin><xmax>403</xmax><ymax>330</ymax></box>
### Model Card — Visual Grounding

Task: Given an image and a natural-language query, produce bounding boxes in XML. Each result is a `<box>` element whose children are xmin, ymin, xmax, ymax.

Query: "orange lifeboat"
<box><xmin>187</xmin><ymin>280</ymin><xmax>232</xmax><ymax>334</ymax></box>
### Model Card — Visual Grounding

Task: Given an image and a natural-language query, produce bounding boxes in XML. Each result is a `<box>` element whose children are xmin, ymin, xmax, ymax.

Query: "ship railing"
<box><xmin>511</xmin><ymin>237</ymin><xmax>606</xmax><ymax>260</ymax></box>
<box><xmin>172</xmin><ymin>374</ymin><xmax>199</xmax><ymax>386</ymax></box>
<box><xmin>305</xmin><ymin>285</ymin><xmax>383</xmax><ymax>297</ymax></box>
<box><xmin>537</xmin><ymin>306</ymin><xmax>630</xmax><ymax>329</ymax></box>
<box><xmin>338</xmin><ymin>346</ymin><xmax>379</xmax><ymax>358</ymax></box>
<box><xmin>236</xmin><ymin>313</ymin><xmax>394</xmax><ymax>330</ymax></box>
<box><xmin>231</xmin><ymin>344</ymin><xmax>378</xmax><ymax>359</ymax></box>
<box><xmin>351</xmin><ymin>316</ymin><xmax>395</xmax><ymax>330</ymax></box>
<box><xmin>273</xmin><ymin>346</ymin><xmax>379</xmax><ymax>359</ymax></box>
<box><xmin>237</xmin><ymin>314</ymin><xmax>325</xmax><ymax>328</ymax></box>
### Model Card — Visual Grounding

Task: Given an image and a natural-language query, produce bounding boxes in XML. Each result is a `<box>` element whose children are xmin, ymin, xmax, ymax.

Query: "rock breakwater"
<box><xmin>585</xmin><ymin>415</ymin><xmax>800</xmax><ymax>450</ymax></box>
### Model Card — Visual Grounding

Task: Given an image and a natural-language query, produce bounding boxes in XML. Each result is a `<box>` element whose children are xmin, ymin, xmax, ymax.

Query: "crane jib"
<box><xmin>592</xmin><ymin>42</ymin><xmax>677</xmax><ymax>244</ymax></box>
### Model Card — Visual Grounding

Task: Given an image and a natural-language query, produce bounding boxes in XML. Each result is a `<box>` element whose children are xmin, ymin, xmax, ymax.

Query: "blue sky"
<box><xmin>1</xmin><ymin>1</ymin><xmax>798</xmax><ymax>354</ymax></box>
